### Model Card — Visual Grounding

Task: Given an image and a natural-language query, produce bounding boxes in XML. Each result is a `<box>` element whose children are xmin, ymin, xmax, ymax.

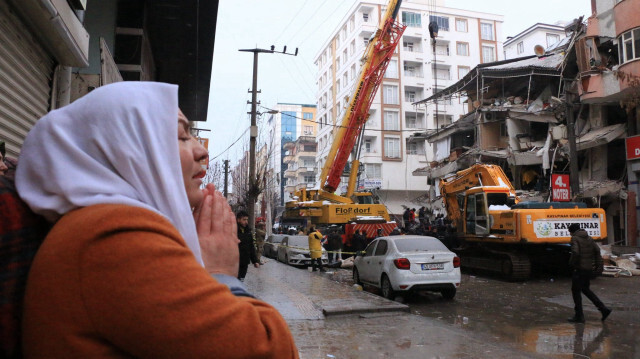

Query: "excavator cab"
<box><xmin>465</xmin><ymin>191</ymin><xmax>489</xmax><ymax>236</ymax></box>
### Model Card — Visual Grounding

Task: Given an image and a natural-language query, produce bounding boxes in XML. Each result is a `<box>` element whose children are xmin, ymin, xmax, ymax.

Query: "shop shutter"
<box><xmin>0</xmin><ymin>2</ymin><xmax>55</xmax><ymax>158</ymax></box>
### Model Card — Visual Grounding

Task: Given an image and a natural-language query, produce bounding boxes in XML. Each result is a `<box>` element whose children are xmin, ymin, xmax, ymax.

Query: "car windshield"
<box><xmin>288</xmin><ymin>236</ymin><xmax>309</xmax><ymax>248</ymax></box>
<box><xmin>393</xmin><ymin>237</ymin><xmax>448</xmax><ymax>253</ymax></box>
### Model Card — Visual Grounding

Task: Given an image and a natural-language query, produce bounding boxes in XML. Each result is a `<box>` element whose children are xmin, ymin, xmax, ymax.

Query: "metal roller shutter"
<box><xmin>0</xmin><ymin>2</ymin><xmax>55</xmax><ymax>158</ymax></box>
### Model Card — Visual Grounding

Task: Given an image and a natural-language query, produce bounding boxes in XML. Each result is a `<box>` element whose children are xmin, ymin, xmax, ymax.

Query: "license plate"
<box><xmin>421</xmin><ymin>263</ymin><xmax>444</xmax><ymax>270</ymax></box>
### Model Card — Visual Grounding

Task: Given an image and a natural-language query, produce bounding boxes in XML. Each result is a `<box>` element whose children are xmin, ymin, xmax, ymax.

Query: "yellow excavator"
<box><xmin>439</xmin><ymin>163</ymin><xmax>607</xmax><ymax>279</ymax></box>
<box><xmin>283</xmin><ymin>0</ymin><xmax>406</xmax><ymax>239</ymax></box>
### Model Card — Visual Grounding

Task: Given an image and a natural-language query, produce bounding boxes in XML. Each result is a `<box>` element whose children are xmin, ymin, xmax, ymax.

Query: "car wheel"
<box><xmin>353</xmin><ymin>267</ymin><xmax>362</xmax><ymax>285</ymax></box>
<box><xmin>381</xmin><ymin>274</ymin><xmax>395</xmax><ymax>300</ymax></box>
<box><xmin>441</xmin><ymin>288</ymin><xmax>456</xmax><ymax>300</ymax></box>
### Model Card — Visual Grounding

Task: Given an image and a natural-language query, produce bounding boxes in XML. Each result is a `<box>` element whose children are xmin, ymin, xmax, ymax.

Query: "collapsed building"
<box><xmin>410</xmin><ymin>12</ymin><xmax>635</xmax><ymax>245</ymax></box>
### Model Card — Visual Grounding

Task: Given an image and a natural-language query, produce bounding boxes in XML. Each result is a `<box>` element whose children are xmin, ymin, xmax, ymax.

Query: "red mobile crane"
<box><xmin>283</xmin><ymin>0</ymin><xmax>406</xmax><ymax>240</ymax></box>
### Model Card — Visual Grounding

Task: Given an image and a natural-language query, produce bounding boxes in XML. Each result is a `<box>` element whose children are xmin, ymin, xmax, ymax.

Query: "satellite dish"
<box><xmin>534</xmin><ymin>45</ymin><xmax>545</xmax><ymax>57</ymax></box>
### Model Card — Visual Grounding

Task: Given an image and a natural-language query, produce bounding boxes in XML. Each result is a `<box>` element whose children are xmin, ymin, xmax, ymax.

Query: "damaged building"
<box><xmin>410</xmin><ymin>5</ymin><xmax>636</xmax><ymax>245</ymax></box>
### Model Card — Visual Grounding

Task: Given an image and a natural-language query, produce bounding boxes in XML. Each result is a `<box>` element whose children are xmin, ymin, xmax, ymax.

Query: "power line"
<box><xmin>209</xmin><ymin>126</ymin><xmax>249</xmax><ymax>162</ymax></box>
<box><xmin>273</xmin><ymin>0</ymin><xmax>314</xmax><ymax>44</ymax></box>
<box><xmin>259</xmin><ymin>105</ymin><xmax>432</xmax><ymax>133</ymax></box>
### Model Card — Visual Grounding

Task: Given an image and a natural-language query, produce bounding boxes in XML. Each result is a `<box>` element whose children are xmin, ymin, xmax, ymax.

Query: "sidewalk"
<box><xmin>244</xmin><ymin>259</ymin><xmax>543</xmax><ymax>359</ymax></box>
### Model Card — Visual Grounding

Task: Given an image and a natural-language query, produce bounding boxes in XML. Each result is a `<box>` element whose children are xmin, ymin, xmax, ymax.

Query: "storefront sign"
<box><xmin>626</xmin><ymin>135</ymin><xmax>640</xmax><ymax>160</ymax></box>
<box><xmin>551</xmin><ymin>174</ymin><xmax>570</xmax><ymax>202</ymax></box>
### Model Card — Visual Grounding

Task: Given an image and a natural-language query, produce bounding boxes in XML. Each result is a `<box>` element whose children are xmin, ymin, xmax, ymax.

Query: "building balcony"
<box><xmin>283</xmin><ymin>154</ymin><xmax>295</xmax><ymax>163</ymax></box>
<box><xmin>283</xmin><ymin>141</ymin><xmax>295</xmax><ymax>150</ymax></box>
<box><xmin>297</xmin><ymin>150</ymin><xmax>316</xmax><ymax>158</ymax></box>
<box><xmin>295</xmin><ymin>182</ymin><xmax>316</xmax><ymax>191</ymax></box>
<box><xmin>296</xmin><ymin>166</ymin><xmax>317</xmax><ymax>176</ymax></box>
<box><xmin>284</xmin><ymin>168</ymin><xmax>296</xmax><ymax>178</ymax></box>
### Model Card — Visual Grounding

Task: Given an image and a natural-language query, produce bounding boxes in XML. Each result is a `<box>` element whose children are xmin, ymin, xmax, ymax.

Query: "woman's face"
<box><xmin>178</xmin><ymin>110</ymin><xmax>208</xmax><ymax>208</ymax></box>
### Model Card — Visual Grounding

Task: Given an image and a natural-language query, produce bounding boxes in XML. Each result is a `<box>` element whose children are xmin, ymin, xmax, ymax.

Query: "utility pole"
<box><xmin>223</xmin><ymin>159</ymin><xmax>230</xmax><ymax>198</ymax></box>
<box><xmin>566</xmin><ymin>83</ymin><xmax>580</xmax><ymax>198</ymax></box>
<box><xmin>239</xmin><ymin>45</ymin><xmax>297</xmax><ymax>234</ymax></box>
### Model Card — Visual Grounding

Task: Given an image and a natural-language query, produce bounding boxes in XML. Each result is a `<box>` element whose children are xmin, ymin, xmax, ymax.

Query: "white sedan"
<box><xmin>277</xmin><ymin>235</ymin><xmax>328</xmax><ymax>267</ymax></box>
<box><xmin>353</xmin><ymin>235</ymin><xmax>461</xmax><ymax>300</ymax></box>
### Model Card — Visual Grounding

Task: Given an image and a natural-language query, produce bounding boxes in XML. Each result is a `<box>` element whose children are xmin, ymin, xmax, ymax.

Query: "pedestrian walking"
<box><xmin>13</xmin><ymin>82</ymin><xmax>296</xmax><ymax>358</ymax></box>
<box><xmin>567</xmin><ymin>223</ymin><xmax>611</xmax><ymax>323</ymax></box>
<box><xmin>402</xmin><ymin>208</ymin><xmax>410</xmax><ymax>229</ymax></box>
<box><xmin>308</xmin><ymin>226</ymin><xmax>325</xmax><ymax>272</ymax></box>
<box><xmin>418</xmin><ymin>206</ymin><xmax>426</xmax><ymax>223</ymax></box>
<box><xmin>236</xmin><ymin>210</ymin><xmax>260</xmax><ymax>281</ymax></box>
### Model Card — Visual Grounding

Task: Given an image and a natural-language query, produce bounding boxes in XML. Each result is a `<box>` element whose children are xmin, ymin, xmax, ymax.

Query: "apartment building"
<box><xmin>265</xmin><ymin>103</ymin><xmax>317</xmax><ymax>207</ymax></box>
<box><xmin>504</xmin><ymin>22</ymin><xmax>568</xmax><ymax>59</ymax></box>
<box><xmin>314</xmin><ymin>0</ymin><xmax>503</xmax><ymax>218</ymax></box>
<box><xmin>283</xmin><ymin>136</ymin><xmax>318</xmax><ymax>195</ymax></box>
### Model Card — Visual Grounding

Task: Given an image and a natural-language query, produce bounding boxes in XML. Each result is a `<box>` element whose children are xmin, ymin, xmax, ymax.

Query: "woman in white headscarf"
<box><xmin>16</xmin><ymin>82</ymin><xmax>298</xmax><ymax>358</ymax></box>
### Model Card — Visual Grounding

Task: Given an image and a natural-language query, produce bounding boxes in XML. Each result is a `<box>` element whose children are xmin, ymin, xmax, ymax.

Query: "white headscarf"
<box><xmin>15</xmin><ymin>82</ymin><xmax>203</xmax><ymax>265</ymax></box>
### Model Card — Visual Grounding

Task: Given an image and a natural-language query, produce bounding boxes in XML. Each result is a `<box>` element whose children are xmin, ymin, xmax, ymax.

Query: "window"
<box><xmin>384</xmin><ymin>137</ymin><xmax>401</xmax><ymax>158</ymax></box>
<box><xmin>384</xmin><ymin>111</ymin><xmax>399</xmax><ymax>130</ymax></box>
<box><xmin>432</xmin><ymin>65</ymin><xmax>450</xmax><ymax>80</ymax></box>
<box><xmin>304</xmin><ymin>175</ymin><xmax>315</xmax><ymax>183</ymax></box>
<box><xmin>403</xmin><ymin>41</ymin><xmax>414</xmax><ymax>52</ymax></box>
<box><xmin>404</xmin><ymin>63</ymin><xmax>422</xmax><ymax>77</ymax></box>
<box><xmin>458</xmin><ymin>66</ymin><xmax>470</xmax><ymax>79</ymax></box>
<box><xmin>351</xmin><ymin>64</ymin><xmax>356</xmax><ymax>80</ymax></box>
<box><xmin>350</xmin><ymin>16</ymin><xmax>355</xmax><ymax>31</ymax></box>
<box><xmin>402</xmin><ymin>11</ymin><xmax>421</xmax><ymax>27</ymax></box>
<box><xmin>481</xmin><ymin>23</ymin><xmax>494</xmax><ymax>41</ymax></box>
<box><xmin>362</xmin><ymin>13</ymin><xmax>369</xmax><ymax>23</ymax></box>
<box><xmin>435</xmin><ymin>44</ymin><xmax>449</xmax><ymax>56</ymax></box>
<box><xmin>406</xmin><ymin>114</ymin><xmax>418</xmax><ymax>128</ymax></box>
<box><xmin>546</xmin><ymin>33</ymin><xmax>561</xmax><ymax>48</ymax></box>
<box><xmin>374</xmin><ymin>240</ymin><xmax>388</xmax><ymax>256</ymax></box>
<box><xmin>363</xmin><ymin>37</ymin><xmax>370</xmax><ymax>47</ymax></box>
<box><xmin>456</xmin><ymin>18</ymin><xmax>467</xmax><ymax>32</ymax></box>
<box><xmin>350</xmin><ymin>40</ymin><xmax>356</xmax><ymax>56</ymax></box>
<box><xmin>429</xmin><ymin>15</ymin><xmax>449</xmax><ymax>31</ymax></box>
<box><xmin>383</xmin><ymin>85</ymin><xmax>399</xmax><ymax>105</ymax></box>
<box><xmin>343</xmin><ymin>72</ymin><xmax>348</xmax><ymax>85</ymax></box>
<box><xmin>385</xmin><ymin>59</ymin><xmax>399</xmax><ymax>78</ymax></box>
<box><xmin>303</xmin><ymin>125</ymin><xmax>313</xmax><ymax>135</ymax></box>
<box><xmin>407</xmin><ymin>142</ymin><xmax>418</xmax><ymax>154</ymax></box>
<box><xmin>336</xmin><ymin>57</ymin><xmax>340</xmax><ymax>69</ymax></box>
<box><xmin>456</xmin><ymin>42</ymin><xmax>469</xmax><ymax>56</ymax></box>
<box><xmin>482</xmin><ymin>45</ymin><xmax>495</xmax><ymax>62</ymax></box>
<box><xmin>517</xmin><ymin>41</ymin><xmax>524</xmax><ymax>54</ymax></box>
<box><xmin>364</xmin><ymin>139</ymin><xmax>372</xmax><ymax>153</ymax></box>
<box><xmin>405</xmin><ymin>90</ymin><xmax>416</xmax><ymax>103</ymax></box>
<box><xmin>619</xmin><ymin>28</ymin><xmax>640</xmax><ymax>64</ymax></box>
<box><xmin>365</xmin><ymin>163</ymin><xmax>381</xmax><ymax>178</ymax></box>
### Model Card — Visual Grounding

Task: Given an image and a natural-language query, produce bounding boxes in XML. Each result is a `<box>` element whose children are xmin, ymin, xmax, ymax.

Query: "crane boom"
<box><xmin>320</xmin><ymin>0</ymin><xmax>405</xmax><ymax>193</ymax></box>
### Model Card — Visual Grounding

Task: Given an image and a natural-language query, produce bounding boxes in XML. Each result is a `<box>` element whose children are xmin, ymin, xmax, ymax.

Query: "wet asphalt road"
<box><xmin>360</xmin><ymin>270</ymin><xmax>640</xmax><ymax>358</ymax></box>
<box><xmin>247</xmin><ymin>259</ymin><xmax>640</xmax><ymax>358</ymax></box>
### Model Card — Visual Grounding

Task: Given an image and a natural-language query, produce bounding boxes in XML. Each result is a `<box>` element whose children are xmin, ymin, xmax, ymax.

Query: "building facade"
<box><xmin>504</xmin><ymin>22</ymin><xmax>568</xmax><ymax>59</ymax></box>
<box><xmin>283</xmin><ymin>136</ymin><xmax>318</xmax><ymax>195</ymax></box>
<box><xmin>314</xmin><ymin>0</ymin><xmax>503</xmax><ymax>218</ymax></box>
<box><xmin>265</xmin><ymin>103</ymin><xmax>317</xmax><ymax>208</ymax></box>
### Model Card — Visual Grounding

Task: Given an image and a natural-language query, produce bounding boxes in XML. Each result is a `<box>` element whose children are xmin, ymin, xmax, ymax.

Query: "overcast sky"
<box><xmin>203</xmin><ymin>0</ymin><xmax>593</xmax><ymax>164</ymax></box>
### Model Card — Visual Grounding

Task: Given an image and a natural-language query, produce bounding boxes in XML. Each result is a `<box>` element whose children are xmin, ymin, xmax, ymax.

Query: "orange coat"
<box><xmin>22</xmin><ymin>204</ymin><xmax>298</xmax><ymax>358</ymax></box>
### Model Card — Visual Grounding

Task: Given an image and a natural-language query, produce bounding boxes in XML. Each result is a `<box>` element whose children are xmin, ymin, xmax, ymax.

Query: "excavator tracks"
<box><xmin>457</xmin><ymin>246</ymin><xmax>531</xmax><ymax>281</ymax></box>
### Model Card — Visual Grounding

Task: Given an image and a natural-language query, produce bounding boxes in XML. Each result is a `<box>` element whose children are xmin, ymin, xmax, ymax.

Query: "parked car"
<box><xmin>353</xmin><ymin>235</ymin><xmax>461</xmax><ymax>300</ymax></box>
<box><xmin>277</xmin><ymin>235</ymin><xmax>328</xmax><ymax>267</ymax></box>
<box><xmin>263</xmin><ymin>234</ymin><xmax>287</xmax><ymax>259</ymax></box>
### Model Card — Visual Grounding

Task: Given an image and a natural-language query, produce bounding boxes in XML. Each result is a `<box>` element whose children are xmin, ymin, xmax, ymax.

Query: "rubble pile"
<box><xmin>599</xmin><ymin>244</ymin><xmax>640</xmax><ymax>277</ymax></box>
